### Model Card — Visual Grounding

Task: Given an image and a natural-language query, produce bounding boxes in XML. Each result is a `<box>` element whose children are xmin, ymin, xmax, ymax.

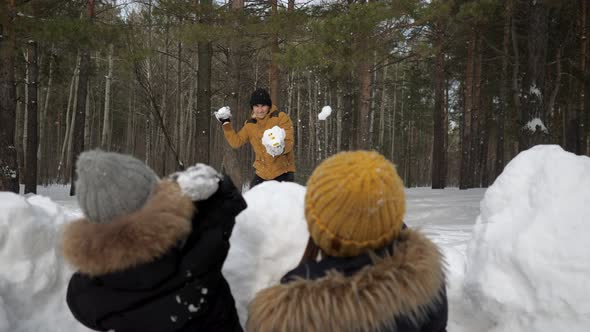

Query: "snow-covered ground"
<box><xmin>1</xmin><ymin>145</ymin><xmax>589</xmax><ymax>331</ymax></box>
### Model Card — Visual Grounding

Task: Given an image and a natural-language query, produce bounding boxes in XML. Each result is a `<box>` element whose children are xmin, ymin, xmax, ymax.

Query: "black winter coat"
<box><xmin>246</xmin><ymin>229</ymin><xmax>448</xmax><ymax>332</ymax></box>
<box><xmin>63</xmin><ymin>176</ymin><xmax>246</xmax><ymax>332</ymax></box>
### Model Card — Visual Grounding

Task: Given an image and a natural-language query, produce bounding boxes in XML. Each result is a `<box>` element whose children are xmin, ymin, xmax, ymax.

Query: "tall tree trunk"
<box><xmin>460</xmin><ymin>29</ymin><xmax>476</xmax><ymax>189</ymax></box>
<box><xmin>83</xmin><ymin>80</ymin><xmax>91</xmax><ymax>149</ymax></box>
<box><xmin>176</xmin><ymin>40</ymin><xmax>182</xmax><ymax>160</ymax></box>
<box><xmin>470</xmin><ymin>36</ymin><xmax>482</xmax><ymax>187</ymax></box>
<box><xmin>126</xmin><ymin>78</ymin><xmax>135</xmax><ymax>153</ymax></box>
<box><xmin>432</xmin><ymin>25</ymin><xmax>446</xmax><ymax>189</ymax></box>
<box><xmin>269</xmin><ymin>0</ymin><xmax>280</xmax><ymax>106</ymax></box>
<box><xmin>519</xmin><ymin>0</ymin><xmax>548</xmax><ymax>150</ymax></box>
<box><xmin>340</xmin><ymin>75</ymin><xmax>354</xmax><ymax>150</ymax></box>
<box><xmin>480</xmin><ymin>93</ymin><xmax>491</xmax><ymax>187</ymax></box>
<box><xmin>70</xmin><ymin>0</ymin><xmax>95</xmax><ymax>196</ymax></box>
<box><xmin>219</xmin><ymin>0</ymin><xmax>247</xmax><ymax>188</ymax></box>
<box><xmin>196</xmin><ymin>0</ymin><xmax>212</xmax><ymax>166</ymax></box>
<box><xmin>357</xmin><ymin>58</ymin><xmax>371</xmax><ymax>149</ymax></box>
<box><xmin>297</xmin><ymin>75</ymin><xmax>303</xmax><ymax>159</ymax></box>
<box><xmin>24</xmin><ymin>41</ymin><xmax>38</xmax><ymax>194</ymax></box>
<box><xmin>17</xmin><ymin>63</ymin><xmax>25</xmax><ymax>182</ymax></box>
<box><xmin>580</xmin><ymin>0</ymin><xmax>589</xmax><ymax>154</ymax></box>
<box><xmin>58</xmin><ymin>61</ymin><xmax>78</xmax><ymax>182</ymax></box>
<box><xmin>378</xmin><ymin>66</ymin><xmax>388</xmax><ymax>151</ymax></box>
<box><xmin>369</xmin><ymin>52</ymin><xmax>378</xmax><ymax>149</ymax></box>
<box><xmin>0</xmin><ymin>0</ymin><xmax>20</xmax><ymax>192</ymax></box>
<box><xmin>101</xmin><ymin>43</ymin><xmax>114</xmax><ymax>149</ymax></box>
<box><xmin>40</xmin><ymin>45</ymin><xmax>55</xmax><ymax>183</ymax></box>
<box><xmin>496</xmin><ymin>0</ymin><xmax>512</xmax><ymax>179</ymax></box>
<box><xmin>390</xmin><ymin>65</ymin><xmax>399</xmax><ymax>160</ymax></box>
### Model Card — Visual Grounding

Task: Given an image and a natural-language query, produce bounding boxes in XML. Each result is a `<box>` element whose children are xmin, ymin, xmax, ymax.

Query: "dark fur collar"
<box><xmin>62</xmin><ymin>181</ymin><xmax>195</xmax><ymax>276</ymax></box>
<box><xmin>246</xmin><ymin>229</ymin><xmax>446</xmax><ymax>332</ymax></box>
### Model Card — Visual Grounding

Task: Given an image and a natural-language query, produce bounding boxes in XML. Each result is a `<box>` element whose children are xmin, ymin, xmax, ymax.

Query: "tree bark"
<box><xmin>460</xmin><ymin>29</ymin><xmax>475</xmax><ymax>189</ymax></box>
<box><xmin>378</xmin><ymin>66</ymin><xmax>388</xmax><ymax>151</ymax></box>
<box><xmin>70</xmin><ymin>0</ymin><xmax>95</xmax><ymax>196</ymax></box>
<box><xmin>496</xmin><ymin>0</ymin><xmax>511</xmax><ymax>179</ymax></box>
<box><xmin>101</xmin><ymin>43</ymin><xmax>114</xmax><ymax>149</ymax></box>
<box><xmin>0</xmin><ymin>0</ymin><xmax>20</xmax><ymax>192</ymax></box>
<box><xmin>196</xmin><ymin>0</ymin><xmax>212</xmax><ymax>166</ymax></box>
<box><xmin>510</xmin><ymin>5</ymin><xmax>522</xmax><ymax>158</ymax></box>
<box><xmin>357</xmin><ymin>57</ymin><xmax>371</xmax><ymax>149</ymax></box>
<box><xmin>220</xmin><ymin>0</ymin><xmax>247</xmax><ymax>188</ymax></box>
<box><xmin>39</xmin><ymin>45</ymin><xmax>55</xmax><ymax>183</ymax></box>
<box><xmin>519</xmin><ymin>0</ymin><xmax>549</xmax><ymax>150</ymax></box>
<box><xmin>58</xmin><ymin>60</ymin><xmax>78</xmax><ymax>182</ymax></box>
<box><xmin>432</xmin><ymin>24</ymin><xmax>446</xmax><ymax>189</ymax></box>
<box><xmin>269</xmin><ymin>0</ymin><xmax>280</xmax><ymax>106</ymax></box>
<box><xmin>176</xmin><ymin>40</ymin><xmax>182</xmax><ymax>160</ymax></box>
<box><xmin>24</xmin><ymin>41</ymin><xmax>38</xmax><ymax>194</ymax></box>
<box><xmin>579</xmin><ymin>0</ymin><xmax>589</xmax><ymax>155</ymax></box>
<box><xmin>470</xmin><ymin>36</ymin><xmax>482</xmax><ymax>187</ymax></box>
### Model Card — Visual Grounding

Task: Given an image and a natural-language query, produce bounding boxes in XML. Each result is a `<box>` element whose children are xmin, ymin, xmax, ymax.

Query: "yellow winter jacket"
<box><xmin>222</xmin><ymin>106</ymin><xmax>296</xmax><ymax>180</ymax></box>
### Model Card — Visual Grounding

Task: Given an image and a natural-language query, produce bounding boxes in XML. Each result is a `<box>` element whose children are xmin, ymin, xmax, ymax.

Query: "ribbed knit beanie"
<box><xmin>75</xmin><ymin>150</ymin><xmax>159</xmax><ymax>223</ymax></box>
<box><xmin>249</xmin><ymin>88</ymin><xmax>272</xmax><ymax>108</ymax></box>
<box><xmin>305</xmin><ymin>151</ymin><xmax>406</xmax><ymax>257</ymax></box>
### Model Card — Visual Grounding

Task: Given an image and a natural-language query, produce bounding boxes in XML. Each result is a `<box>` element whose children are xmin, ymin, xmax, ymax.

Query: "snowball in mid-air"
<box><xmin>261</xmin><ymin>126</ymin><xmax>286</xmax><ymax>157</ymax></box>
<box><xmin>318</xmin><ymin>106</ymin><xmax>332</xmax><ymax>120</ymax></box>
<box><xmin>463</xmin><ymin>145</ymin><xmax>590</xmax><ymax>331</ymax></box>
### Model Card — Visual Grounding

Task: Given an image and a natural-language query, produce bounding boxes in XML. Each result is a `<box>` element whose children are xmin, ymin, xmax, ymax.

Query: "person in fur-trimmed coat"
<box><xmin>247</xmin><ymin>151</ymin><xmax>448</xmax><ymax>332</ymax></box>
<box><xmin>62</xmin><ymin>150</ymin><xmax>246</xmax><ymax>332</ymax></box>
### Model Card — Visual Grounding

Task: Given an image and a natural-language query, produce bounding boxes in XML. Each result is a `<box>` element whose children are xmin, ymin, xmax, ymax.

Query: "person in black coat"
<box><xmin>62</xmin><ymin>150</ymin><xmax>246</xmax><ymax>332</ymax></box>
<box><xmin>246</xmin><ymin>151</ymin><xmax>447</xmax><ymax>332</ymax></box>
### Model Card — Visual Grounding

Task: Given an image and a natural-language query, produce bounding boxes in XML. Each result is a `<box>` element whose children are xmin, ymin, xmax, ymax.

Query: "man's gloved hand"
<box><xmin>214</xmin><ymin>106</ymin><xmax>232</xmax><ymax>124</ymax></box>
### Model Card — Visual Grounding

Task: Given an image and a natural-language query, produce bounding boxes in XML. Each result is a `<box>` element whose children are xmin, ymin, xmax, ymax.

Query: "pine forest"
<box><xmin>1</xmin><ymin>0</ymin><xmax>589</xmax><ymax>192</ymax></box>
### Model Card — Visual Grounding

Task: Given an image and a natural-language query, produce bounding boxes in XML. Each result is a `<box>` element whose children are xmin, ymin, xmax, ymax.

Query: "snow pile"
<box><xmin>223</xmin><ymin>181</ymin><xmax>309</xmax><ymax>325</ymax></box>
<box><xmin>463</xmin><ymin>145</ymin><xmax>590</xmax><ymax>331</ymax></box>
<box><xmin>318</xmin><ymin>105</ymin><xmax>332</xmax><ymax>120</ymax></box>
<box><xmin>261</xmin><ymin>126</ymin><xmax>286</xmax><ymax>157</ymax></box>
<box><xmin>170</xmin><ymin>164</ymin><xmax>221</xmax><ymax>201</ymax></box>
<box><xmin>214</xmin><ymin>106</ymin><xmax>232</xmax><ymax>122</ymax></box>
<box><xmin>0</xmin><ymin>193</ymin><xmax>91</xmax><ymax>332</ymax></box>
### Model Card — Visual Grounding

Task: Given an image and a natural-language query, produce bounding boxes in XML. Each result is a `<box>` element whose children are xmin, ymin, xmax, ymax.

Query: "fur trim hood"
<box><xmin>246</xmin><ymin>229</ymin><xmax>446</xmax><ymax>332</ymax></box>
<box><xmin>62</xmin><ymin>181</ymin><xmax>195</xmax><ymax>276</ymax></box>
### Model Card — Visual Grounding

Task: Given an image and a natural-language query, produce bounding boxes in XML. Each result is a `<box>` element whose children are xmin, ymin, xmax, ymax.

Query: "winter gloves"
<box><xmin>214</xmin><ymin>106</ymin><xmax>232</xmax><ymax>124</ymax></box>
<box><xmin>262</xmin><ymin>126</ymin><xmax>286</xmax><ymax>157</ymax></box>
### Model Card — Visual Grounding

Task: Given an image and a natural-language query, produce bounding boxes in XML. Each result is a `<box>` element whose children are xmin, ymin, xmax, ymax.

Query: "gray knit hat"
<box><xmin>75</xmin><ymin>150</ymin><xmax>159</xmax><ymax>223</ymax></box>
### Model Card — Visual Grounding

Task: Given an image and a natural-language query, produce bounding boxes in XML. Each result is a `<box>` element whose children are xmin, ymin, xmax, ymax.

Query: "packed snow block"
<box><xmin>464</xmin><ymin>145</ymin><xmax>590</xmax><ymax>331</ymax></box>
<box><xmin>261</xmin><ymin>126</ymin><xmax>286</xmax><ymax>157</ymax></box>
<box><xmin>223</xmin><ymin>181</ymin><xmax>308</xmax><ymax>326</ymax></box>
<box><xmin>0</xmin><ymin>193</ymin><xmax>91</xmax><ymax>331</ymax></box>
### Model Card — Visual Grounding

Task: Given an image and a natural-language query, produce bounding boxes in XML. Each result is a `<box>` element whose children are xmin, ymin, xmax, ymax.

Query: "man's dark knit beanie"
<box><xmin>250</xmin><ymin>88</ymin><xmax>272</xmax><ymax>109</ymax></box>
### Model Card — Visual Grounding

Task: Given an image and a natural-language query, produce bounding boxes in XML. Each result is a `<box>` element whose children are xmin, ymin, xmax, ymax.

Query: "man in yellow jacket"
<box><xmin>218</xmin><ymin>88</ymin><xmax>296</xmax><ymax>188</ymax></box>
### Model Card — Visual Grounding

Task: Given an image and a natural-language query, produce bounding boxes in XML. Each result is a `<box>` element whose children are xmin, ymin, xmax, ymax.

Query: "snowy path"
<box><xmin>405</xmin><ymin>188</ymin><xmax>483</xmax><ymax>248</ymax></box>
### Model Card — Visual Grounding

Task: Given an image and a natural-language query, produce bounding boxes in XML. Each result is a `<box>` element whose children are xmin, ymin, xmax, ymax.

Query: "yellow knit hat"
<box><xmin>305</xmin><ymin>151</ymin><xmax>406</xmax><ymax>257</ymax></box>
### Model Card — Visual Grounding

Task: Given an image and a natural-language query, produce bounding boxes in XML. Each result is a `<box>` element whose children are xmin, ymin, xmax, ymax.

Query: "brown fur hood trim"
<box><xmin>62</xmin><ymin>181</ymin><xmax>195</xmax><ymax>276</ymax></box>
<box><xmin>247</xmin><ymin>229</ymin><xmax>446</xmax><ymax>332</ymax></box>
